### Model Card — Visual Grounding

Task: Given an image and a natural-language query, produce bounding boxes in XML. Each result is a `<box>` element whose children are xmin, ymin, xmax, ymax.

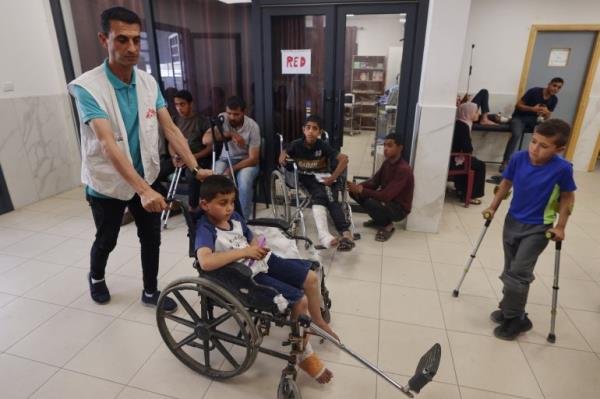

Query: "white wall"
<box><xmin>459</xmin><ymin>0</ymin><xmax>600</xmax><ymax>170</ymax></box>
<box><xmin>0</xmin><ymin>0</ymin><xmax>80</xmax><ymax>209</ymax></box>
<box><xmin>407</xmin><ymin>0</ymin><xmax>472</xmax><ymax>233</ymax></box>
<box><xmin>0</xmin><ymin>1</ymin><xmax>66</xmax><ymax>99</ymax></box>
<box><xmin>347</xmin><ymin>15</ymin><xmax>405</xmax><ymax>88</ymax></box>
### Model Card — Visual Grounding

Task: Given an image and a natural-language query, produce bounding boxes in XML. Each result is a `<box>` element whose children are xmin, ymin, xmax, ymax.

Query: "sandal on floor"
<box><xmin>337</xmin><ymin>237</ymin><xmax>355</xmax><ymax>252</ymax></box>
<box><xmin>375</xmin><ymin>227</ymin><xmax>395</xmax><ymax>242</ymax></box>
<box><xmin>470</xmin><ymin>198</ymin><xmax>482</xmax><ymax>205</ymax></box>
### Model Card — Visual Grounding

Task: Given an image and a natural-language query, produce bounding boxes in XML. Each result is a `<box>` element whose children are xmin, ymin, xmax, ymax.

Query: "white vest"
<box><xmin>68</xmin><ymin>64</ymin><xmax>160</xmax><ymax>200</ymax></box>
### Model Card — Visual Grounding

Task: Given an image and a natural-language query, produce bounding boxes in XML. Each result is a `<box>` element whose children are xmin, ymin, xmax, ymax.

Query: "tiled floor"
<box><xmin>1</xmin><ymin>166</ymin><xmax>599</xmax><ymax>398</ymax></box>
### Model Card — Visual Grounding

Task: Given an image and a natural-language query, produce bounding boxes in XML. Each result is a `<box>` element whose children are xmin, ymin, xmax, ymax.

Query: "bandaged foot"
<box><xmin>312</xmin><ymin>205</ymin><xmax>337</xmax><ymax>248</ymax></box>
<box><xmin>298</xmin><ymin>341</ymin><xmax>333</xmax><ymax>384</ymax></box>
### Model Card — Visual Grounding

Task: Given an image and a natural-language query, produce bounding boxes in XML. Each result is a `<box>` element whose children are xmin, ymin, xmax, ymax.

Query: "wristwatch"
<box><xmin>191</xmin><ymin>165</ymin><xmax>201</xmax><ymax>177</ymax></box>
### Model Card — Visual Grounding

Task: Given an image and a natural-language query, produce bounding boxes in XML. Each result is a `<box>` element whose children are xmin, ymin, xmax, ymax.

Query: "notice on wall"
<box><xmin>281</xmin><ymin>49</ymin><xmax>311</xmax><ymax>74</ymax></box>
<box><xmin>548</xmin><ymin>48</ymin><xmax>570</xmax><ymax>67</ymax></box>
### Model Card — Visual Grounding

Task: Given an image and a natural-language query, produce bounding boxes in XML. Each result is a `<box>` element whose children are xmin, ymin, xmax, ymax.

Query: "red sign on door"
<box><xmin>281</xmin><ymin>49</ymin><xmax>311</xmax><ymax>74</ymax></box>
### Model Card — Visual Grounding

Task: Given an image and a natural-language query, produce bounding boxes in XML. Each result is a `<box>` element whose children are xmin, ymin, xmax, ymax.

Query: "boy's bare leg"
<box><xmin>303</xmin><ymin>271</ymin><xmax>339</xmax><ymax>341</ymax></box>
<box><xmin>292</xmin><ymin>295</ymin><xmax>333</xmax><ymax>384</ymax></box>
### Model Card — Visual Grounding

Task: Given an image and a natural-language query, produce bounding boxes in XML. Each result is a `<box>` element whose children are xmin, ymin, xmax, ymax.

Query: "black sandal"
<box><xmin>375</xmin><ymin>228</ymin><xmax>395</xmax><ymax>242</ymax></box>
<box><xmin>337</xmin><ymin>237</ymin><xmax>355</xmax><ymax>252</ymax></box>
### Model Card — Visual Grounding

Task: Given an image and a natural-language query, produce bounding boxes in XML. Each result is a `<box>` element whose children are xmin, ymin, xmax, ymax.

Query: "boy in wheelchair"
<box><xmin>278</xmin><ymin>115</ymin><xmax>355</xmax><ymax>251</ymax></box>
<box><xmin>195</xmin><ymin>175</ymin><xmax>336</xmax><ymax>383</ymax></box>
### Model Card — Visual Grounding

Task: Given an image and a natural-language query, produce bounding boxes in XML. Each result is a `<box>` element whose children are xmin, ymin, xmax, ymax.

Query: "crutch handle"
<box><xmin>483</xmin><ymin>212</ymin><xmax>492</xmax><ymax>220</ymax></box>
<box><xmin>545</xmin><ymin>231</ymin><xmax>562</xmax><ymax>249</ymax></box>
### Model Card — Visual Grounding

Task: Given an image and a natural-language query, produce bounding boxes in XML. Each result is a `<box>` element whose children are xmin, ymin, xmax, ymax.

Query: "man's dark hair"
<box><xmin>535</xmin><ymin>118</ymin><xmax>570</xmax><ymax>147</ymax></box>
<box><xmin>174</xmin><ymin>90</ymin><xmax>193</xmax><ymax>103</ymax></box>
<box><xmin>384</xmin><ymin>133</ymin><xmax>403</xmax><ymax>146</ymax></box>
<box><xmin>304</xmin><ymin>114</ymin><xmax>323</xmax><ymax>129</ymax></box>
<box><xmin>200</xmin><ymin>175</ymin><xmax>237</xmax><ymax>202</ymax></box>
<box><xmin>225</xmin><ymin>96</ymin><xmax>246</xmax><ymax>111</ymax></box>
<box><xmin>550</xmin><ymin>77</ymin><xmax>564</xmax><ymax>85</ymax></box>
<box><xmin>101</xmin><ymin>7</ymin><xmax>142</xmax><ymax>35</ymax></box>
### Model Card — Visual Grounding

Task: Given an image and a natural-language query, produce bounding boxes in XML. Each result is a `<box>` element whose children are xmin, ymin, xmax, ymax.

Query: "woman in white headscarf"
<box><xmin>450</xmin><ymin>102</ymin><xmax>486</xmax><ymax>204</ymax></box>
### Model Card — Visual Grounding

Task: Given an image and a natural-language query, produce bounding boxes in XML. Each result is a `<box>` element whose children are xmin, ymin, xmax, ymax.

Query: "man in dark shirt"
<box><xmin>347</xmin><ymin>133</ymin><xmax>414</xmax><ymax>242</ymax></box>
<box><xmin>501</xmin><ymin>77</ymin><xmax>563</xmax><ymax>170</ymax></box>
<box><xmin>159</xmin><ymin>90</ymin><xmax>212</xmax><ymax>210</ymax></box>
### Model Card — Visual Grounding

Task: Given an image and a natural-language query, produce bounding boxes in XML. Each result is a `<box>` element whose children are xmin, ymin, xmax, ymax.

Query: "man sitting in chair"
<box><xmin>203</xmin><ymin>96</ymin><xmax>260</xmax><ymax>220</ymax></box>
<box><xmin>347</xmin><ymin>133</ymin><xmax>414</xmax><ymax>242</ymax></box>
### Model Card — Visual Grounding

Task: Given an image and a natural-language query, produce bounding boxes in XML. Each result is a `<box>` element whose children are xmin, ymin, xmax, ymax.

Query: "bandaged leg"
<box><xmin>298</xmin><ymin>340</ymin><xmax>332</xmax><ymax>383</ymax></box>
<box><xmin>312</xmin><ymin>205</ymin><xmax>336</xmax><ymax>248</ymax></box>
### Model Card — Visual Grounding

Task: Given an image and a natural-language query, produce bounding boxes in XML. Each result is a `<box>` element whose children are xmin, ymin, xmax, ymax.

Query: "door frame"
<box><xmin>253</xmin><ymin>0</ymin><xmax>428</xmax><ymax>175</ymax></box>
<box><xmin>333</xmin><ymin>3</ymin><xmax>419</xmax><ymax>152</ymax></box>
<box><xmin>518</xmin><ymin>24</ymin><xmax>600</xmax><ymax>164</ymax></box>
<box><xmin>260</xmin><ymin>5</ymin><xmax>337</xmax><ymax>170</ymax></box>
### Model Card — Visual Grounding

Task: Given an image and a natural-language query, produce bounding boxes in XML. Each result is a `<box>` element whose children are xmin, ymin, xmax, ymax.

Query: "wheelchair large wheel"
<box><xmin>271</xmin><ymin>170</ymin><xmax>291</xmax><ymax>222</ymax></box>
<box><xmin>277</xmin><ymin>375</ymin><xmax>302</xmax><ymax>399</ymax></box>
<box><xmin>156</xmin><ymin>277</ymin><xmax>260</xmax><ymax>379</ymax></box>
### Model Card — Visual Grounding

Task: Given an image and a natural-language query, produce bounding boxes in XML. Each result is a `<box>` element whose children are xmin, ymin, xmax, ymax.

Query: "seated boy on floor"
<box><xmin>347</xmin><ymin>133</ymin><xmax>414</xmax><ymax>242</ymax></box>
<box><xmin>194</xmin><ymin>175</ymin><xmax>336</xmax><ymax>383</ymax></box>
<box><xmin>278</xmin><ymin>115</ymin><xmax>355</xmax><ymax>251</ymax></box>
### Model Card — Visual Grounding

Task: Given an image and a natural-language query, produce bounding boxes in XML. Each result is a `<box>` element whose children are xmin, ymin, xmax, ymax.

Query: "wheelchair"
<box><xmin>270</xmin><ymin>133</ymin><xmax>360</xmax><ymax>248</ymax></box>
<box><xmin>155</xmin><ymin>201</ymin><xmax>441</xmax><ymax>398</ymax></box>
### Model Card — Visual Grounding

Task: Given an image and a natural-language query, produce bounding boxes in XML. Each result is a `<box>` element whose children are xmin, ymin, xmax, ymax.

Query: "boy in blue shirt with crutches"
<box><xmin>482</xmin><ymin>119</ymin><xmax>576</xmax><ymax>340</ymax></box>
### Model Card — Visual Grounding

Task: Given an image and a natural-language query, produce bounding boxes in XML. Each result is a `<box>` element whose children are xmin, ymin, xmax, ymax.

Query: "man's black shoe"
<box><xmin>88</xmin><ymin>273</ymin><xmax>110</xmax><ymax>304</ymax></box>
<box><xmin>490</xmin><ymin>310</ymin><xmax>504</xmax><ymax>324</ymax></box>
<box><xmin>493</xmin><ymin>314</ymin><xmax>533</xmax><ymax>340</ymax></box>
<box><xmin>141</xmin><ymin>290</ymin><xmax>178</xmax><ymax>313</ymax></box>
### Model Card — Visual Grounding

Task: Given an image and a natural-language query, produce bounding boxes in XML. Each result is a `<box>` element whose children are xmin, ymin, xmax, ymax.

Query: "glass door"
<box><xmin>262</xmin><ymin>7</ymin><xmax>336</xmax><ymax>150</ymax></box>
<box><xmin>334</xmin><ymin>4</ymin><xmax>417</xmax><ymax>181</ymax></box>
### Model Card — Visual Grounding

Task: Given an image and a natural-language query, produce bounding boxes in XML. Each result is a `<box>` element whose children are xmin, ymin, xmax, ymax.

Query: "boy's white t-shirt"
<box><xmin>195</xmin><ymin>212</ymin><xmax>269</xmax><ymax>275</ymax></box>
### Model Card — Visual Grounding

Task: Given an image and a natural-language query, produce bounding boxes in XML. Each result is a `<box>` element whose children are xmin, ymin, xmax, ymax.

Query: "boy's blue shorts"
<box><xmin>253</xmin><ymin>254</ymin><xmax>311</xmax><ymax>305</ymax></box>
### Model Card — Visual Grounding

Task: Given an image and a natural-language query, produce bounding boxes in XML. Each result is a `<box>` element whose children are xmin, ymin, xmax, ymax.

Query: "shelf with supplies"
<box><xmin>350</xmin><ymin>55</ymin><xmax>386</xmax><ymax>135</ymax></box>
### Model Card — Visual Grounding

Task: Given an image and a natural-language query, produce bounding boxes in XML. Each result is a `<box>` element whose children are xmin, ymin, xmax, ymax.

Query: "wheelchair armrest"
<box><xmin>247</xmin><ymin>218</ymin><xmax>291</xmax><ymax>231</ymax></box>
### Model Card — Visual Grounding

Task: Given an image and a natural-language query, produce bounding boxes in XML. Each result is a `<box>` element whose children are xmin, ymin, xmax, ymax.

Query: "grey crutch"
<box><xmin>545</xmin><ymin>231</ymin><xmax>562</xmax><ymax>344</ymax></box>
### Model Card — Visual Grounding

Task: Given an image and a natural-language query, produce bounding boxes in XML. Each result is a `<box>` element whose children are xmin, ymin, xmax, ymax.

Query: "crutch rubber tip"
<box><xmin>452</xmin><ymin>290</ymin><xmax>459</xmax><ymax>298</ymax></box>
<box><xmin>547</xmin><ymin>333</ymin><xmax>556</xmax><ymax>344</ymax></box>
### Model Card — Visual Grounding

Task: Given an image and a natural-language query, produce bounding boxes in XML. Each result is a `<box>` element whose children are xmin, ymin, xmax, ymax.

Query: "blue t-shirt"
<box><xmin>195</xmin><ymin>212</ymin><xmax>254</xmax><ymax>252</ymax></box>
<box><xmin>71</xmin><ymin>59</ymin><xmax>166</xmax><ymax>199</ymax></box>
<box><xmin>502</xmin><ymin>151</ymin><xmax>576</xmax><ymax>225</ymax></box>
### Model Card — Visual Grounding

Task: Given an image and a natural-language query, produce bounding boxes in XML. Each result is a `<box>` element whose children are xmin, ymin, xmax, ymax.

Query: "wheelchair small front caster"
<box><xmin>277</xmin><ymin>375</ymin><xmax>301</xmax><ymax>399</ymax></box>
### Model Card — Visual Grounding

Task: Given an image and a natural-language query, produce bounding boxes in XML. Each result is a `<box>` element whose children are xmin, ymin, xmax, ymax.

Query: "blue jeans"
<box><xmin>215</xmin><ymin>159</ymin><xmax>259</xmax><ymax>220</ymax></box>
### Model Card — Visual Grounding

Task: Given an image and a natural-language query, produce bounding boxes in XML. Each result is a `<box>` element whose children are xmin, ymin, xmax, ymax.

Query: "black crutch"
<box><xmin>453</xmin><ymin>211</ymin><xmax>492</xmax><ymax>297</ymax></box>
<box><xmin>160</xmin><ymin>165</ymin><xmax>183</xmax><ymax>230</ymax></box>
<box><xmin>209</xmin><ymin>115</ymin><xmax>237</xmax><ymax>187</ymax></box>
<box><xmin>545</xmin><ymin>231</ymin><xmax>562</xmax><ymax>344</ymax></box>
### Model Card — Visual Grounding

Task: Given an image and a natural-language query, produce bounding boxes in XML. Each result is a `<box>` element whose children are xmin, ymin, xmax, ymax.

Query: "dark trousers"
<box><xmin>452</xmin><ymin>156</ymin><xmax>486</xmax><ymax>200</ymax></box>
<box><xmin>503</xmin><ymin>116</ymin><xmax>537</xmax><ymax>163</ymax></box>
<box><xmin>300</xmin><ymin>175</ymin><xmax>350</xmax><ymax>233</ymax></box>
<box><xmin>471</xmin><ymin>89</ymin><xmax>491</xmax><ymax>115</ymax></box>
<box><xmin>499</xmin><ymin>214</ymin><xmax>550</xmax><ymax>318</ymax></box>
<box><xmin>87</xmin><ymin>187</ymin><xmax>161</xmax><ymax>293</ymax></box>
<box><xmin>350</xmin><ymin>192</ymin><xmax>406</xmax><ymax>226</ymax></box>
